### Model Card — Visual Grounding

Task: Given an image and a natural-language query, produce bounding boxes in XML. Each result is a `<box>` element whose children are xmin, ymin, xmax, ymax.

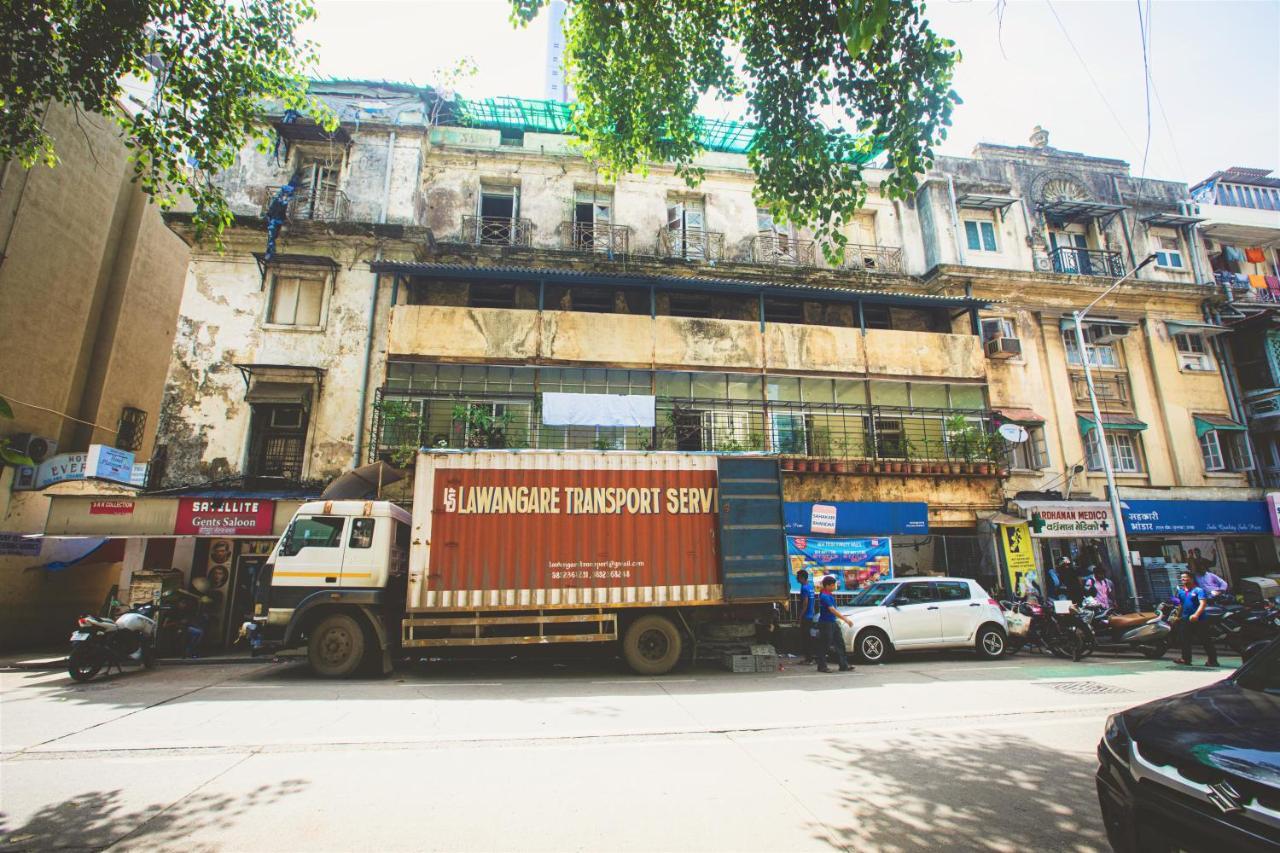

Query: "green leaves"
<box><xmin>0</xmin><ymin>443</ymin><xmax>36</xmax><ymax>468</ymax></box>
<box><xmin>0</xmin><ymin>1</ymin><xmax>329</xmax><ymax>244</ymax></box>
<box><xmin>0</xmin><ymin>396</ymin><xmax>13</xmax><ymax>420</ymax></box>
<box><xmin>513</xmin><ymin>0</ymin><xmax>958</xmax><ymax>261</ymax></box>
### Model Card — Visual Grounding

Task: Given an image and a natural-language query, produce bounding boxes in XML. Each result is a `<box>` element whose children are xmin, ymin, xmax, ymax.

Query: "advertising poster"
<box><xmin>999</xmin><ymin>522</ymin><xmax>1037</xmax><ymax>591</ymax></box>
<box><xmin>786</xmin><ymin>536</ymin><xmax>893</xmax><ymax>593</ymax></box>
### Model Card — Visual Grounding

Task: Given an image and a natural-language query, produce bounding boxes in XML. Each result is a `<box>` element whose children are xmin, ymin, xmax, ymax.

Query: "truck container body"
<box><xmin>255</xmin><ymin>451</ymin><xmax>788</xmax><ymax>677</ymax></box>
<box><xmin>410</xmin><ymin>451</ymin><xmax>725</xmax><ymax>610</ymax></box>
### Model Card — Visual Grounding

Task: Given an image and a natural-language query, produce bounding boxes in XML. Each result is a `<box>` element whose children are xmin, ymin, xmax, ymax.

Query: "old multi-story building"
<box><xmin>41</xmin><ymin>82</ymin><xmax>1277</xmax><ymax>649</ymax></box>
<box><xmin>1191</xmin><ymin>167</ymin><xmax>1280</xmax><ymax>491</ymax></box>
<box><xmin>0</xmin><ymin>104</ymin><xmax>189</xmax><ymax>647</ymax></box>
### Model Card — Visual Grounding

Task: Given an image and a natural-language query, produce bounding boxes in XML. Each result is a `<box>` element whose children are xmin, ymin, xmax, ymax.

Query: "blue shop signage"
<box><xmin>1121</xmin><ymin>500</ymin><xmax>1271</xmax><ymax>535</ymax></box>
<box><xmin>784</xmin><ymin>501</ymin><xmax>929</xmax><ymax>537</ymax></box>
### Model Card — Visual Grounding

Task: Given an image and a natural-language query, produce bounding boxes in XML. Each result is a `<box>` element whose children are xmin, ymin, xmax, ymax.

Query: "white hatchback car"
<box><xmin>835</xmin><ymin>577</ymin><xmax>1008</xmax><ymax>663</ymax></box>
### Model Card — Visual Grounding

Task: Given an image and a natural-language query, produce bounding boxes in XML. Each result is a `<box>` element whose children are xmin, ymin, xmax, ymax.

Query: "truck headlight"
<box><xmin>1103</xmin><ymin>713</ymin><xmax>1131</xmax><ymax>766</ymax></box>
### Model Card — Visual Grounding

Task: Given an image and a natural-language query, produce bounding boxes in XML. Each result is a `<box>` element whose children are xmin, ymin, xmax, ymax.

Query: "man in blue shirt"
<box><xmin>796</xmin><ymin>570</ymin><xmax>817</xmax><ymax>663</ymax></box>
<box><xmin>1174</xmin><ymin>570</ymin><xmax>1218</xmax><ymax>667</ymax></box>
<box><xmin>815</xmin><ymin>575</ymin><xmax>854</xmax><ymax>673</ymax></box>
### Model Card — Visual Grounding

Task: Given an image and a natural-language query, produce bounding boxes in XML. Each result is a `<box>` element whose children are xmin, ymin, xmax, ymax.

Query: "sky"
<box><xmin>303</xmin><ymin>0</ymin><xmax>1280</xmax><ymax>185</ymax></box>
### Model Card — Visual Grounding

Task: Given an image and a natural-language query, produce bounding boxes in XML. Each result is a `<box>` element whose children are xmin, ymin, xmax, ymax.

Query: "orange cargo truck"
<box><xmin>253</xmin><ymin>451</ymin><xmax>790</xmax><ymax>676</ymax></box>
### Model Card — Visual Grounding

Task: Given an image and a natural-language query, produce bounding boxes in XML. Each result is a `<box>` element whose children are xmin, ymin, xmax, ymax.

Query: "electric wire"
<box><xmin>1135</xmin><ymin>0</ymin><xmax>1153</xmax><ymax>177</ymax></box>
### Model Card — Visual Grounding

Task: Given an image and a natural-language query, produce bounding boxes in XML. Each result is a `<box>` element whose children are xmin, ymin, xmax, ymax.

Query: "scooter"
<box><xmin>67</xmin><ymin>603</ymin><xmax>159</xmax><ymax>682</ymax></box>
<box><xmin>1078</xmin><ymin>599</ymin><xmax>1173</xmax><ymax>658</ymax></box>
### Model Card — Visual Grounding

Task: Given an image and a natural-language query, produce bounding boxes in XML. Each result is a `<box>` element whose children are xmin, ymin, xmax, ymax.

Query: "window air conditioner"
<box><xmin>8</xmin><ymin>433</ymin><xmax>58</xmax><ymax>463</ymax></box>
<box><xmin>984</xmin><ymin>336</ymin><xmax>1022</xmax><ymax>359</ymax></box>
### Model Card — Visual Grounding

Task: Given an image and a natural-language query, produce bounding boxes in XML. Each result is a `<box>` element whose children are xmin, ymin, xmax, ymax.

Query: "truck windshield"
<box><xmin>850</xmin><ymin>582</ymin><xmax>898</xmax><ymax>607</ymax></box>
<box><xmin>278</xmin><ymin>516</ymin><xmax>346</xmax><ymax>557</ymax></box>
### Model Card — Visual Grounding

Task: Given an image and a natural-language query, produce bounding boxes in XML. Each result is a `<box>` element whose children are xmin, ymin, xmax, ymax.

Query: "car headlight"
<box><xmin>1103</xmin><ymin>713</ymin><xmax>1132</xmax><ymax>765</ymax></box>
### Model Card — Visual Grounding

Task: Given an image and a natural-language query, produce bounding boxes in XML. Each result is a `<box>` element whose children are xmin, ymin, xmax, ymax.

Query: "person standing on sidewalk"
<box><xmin>797</xmin><ymin>570</ymin><xmax>818</xmax><ymax>664</ymax></box>
<box><xmin>816</xmin><ymin>575</ymin><xmax>854</xmax><ymax>673</ymax></box>
<box><xmin>1174</xmin><ymin>571</ymin><xmax>1219</xmax><ymax>667</ymax></box>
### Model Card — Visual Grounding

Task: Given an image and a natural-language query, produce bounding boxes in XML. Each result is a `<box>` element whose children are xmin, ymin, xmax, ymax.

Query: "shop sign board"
<box><xmin>175</xmin><ymin>498</ymin><xmax>275</xmax><ymax>537</ymax></box>
<box><xmin>783</xmin><ymin>502</ymin><xmax>928</xmax><ymax>537</ymax></box>
<box><xmin>1267</xmin><ymin>494</ymin><xmax>1280</xmax><ymax>537</ymax></box>
<box><xmin>1020</xmin><ymin>501</ymin><xmax>1116</xmax><ymax>538</ymax></box>
<box><xmin>1123</xmin><ymin>499</ymin><xmax>1271</xmax><ymax>536</ymax></box>
<box><xmin>786</xmin><ymin>536</ymin><xmax>893</xmax><ymax>593</ymax></box>
<box><xmin>88</xmin><ymin>499</ymin><xmax>135</xmax><ymax>516</ymax></box>
<box><xmin>0</xmin><ymin>533</ymin><xmax>42</xmax><ymax>556</ymax></box>
<box><xmin>999</xmin><ymin>522</ymin><xmax>1037</xmax><ymax>577</ymax></box>
<box><xmin>13</xmin><ymin>448</ymin><xmax>146</xmax><ymax>490</ymax></box>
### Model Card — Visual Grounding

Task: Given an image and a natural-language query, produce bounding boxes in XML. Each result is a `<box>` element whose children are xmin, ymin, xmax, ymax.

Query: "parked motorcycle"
<box><xmin>67</xmin><ymin>603</ymin><xmax>159</xmax><ymax>682</ymax></box>
<box><xmin>1206</xmin><ymin>599</ymin><xmax>1280</xmax><ymax>654</ymax></box>
<box><xmin>1002</xmin><ymin>597</ymin><xmax>1089</xmax><ymax>660</ymax></box>
<box><xmin>1078</xmin><ymin>599</ymin><xmax>1173</xmax><ymax>658</ymax></box>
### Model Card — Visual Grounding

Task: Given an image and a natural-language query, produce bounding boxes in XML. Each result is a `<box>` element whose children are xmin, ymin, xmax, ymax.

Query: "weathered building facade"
<box><xmin>41</xmin><ymin>84</ymin><xmax>1275</xmax><ymax>647</ymax></box>
<box><xmin>0</xmin><ymin>105</ymin><xmax>189</xmax><ymax>647</ymax></box>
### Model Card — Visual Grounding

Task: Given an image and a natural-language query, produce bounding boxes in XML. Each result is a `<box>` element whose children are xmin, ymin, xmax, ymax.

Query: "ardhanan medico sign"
<box><xmin>175</xmin><ymin>498</ymin><xmax>275</xmax><ymax>537</ymax></box>
<box><xmin>1019</xmin><ymin>501</ymin><xmax>1116</xmax><ymax>538</ymax></box>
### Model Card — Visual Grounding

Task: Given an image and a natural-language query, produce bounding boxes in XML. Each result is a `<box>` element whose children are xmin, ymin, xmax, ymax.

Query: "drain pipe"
<box><xmin>353</xmin><ymin>255</ymin><xmax>381</xmax><ymax>467</ymax></box>
<box><xmin>946</xmin><ymin>176</ymin><xmax>966</xmax><ymax>265</ymax></box>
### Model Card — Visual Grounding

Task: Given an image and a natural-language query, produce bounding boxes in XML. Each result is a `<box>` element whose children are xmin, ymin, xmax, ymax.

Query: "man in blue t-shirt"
<box><xmin>797</xmin><ymin>570</ymin><xmax>818</xmax><ymax>663</ymax></box>
<box><xmin>815</xmin><ymin>575</ymin><xmax>854</xmax><ymax>673</ymax></box>
<box><xmin>1174</xmin><ymin>570</ymin><xmax>1218</xmax><ymax>667</ymax></box>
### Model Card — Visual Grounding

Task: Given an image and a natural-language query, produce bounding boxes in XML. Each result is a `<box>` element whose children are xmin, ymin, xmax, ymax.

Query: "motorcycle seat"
<box><xmin>1108</xmin><ymin>612</ymin><xmax>1154</xmax><ymax>632</ymax></box>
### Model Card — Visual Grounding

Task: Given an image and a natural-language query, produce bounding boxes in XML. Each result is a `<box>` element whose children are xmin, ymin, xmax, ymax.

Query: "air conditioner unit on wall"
<box><xmin>985</xmin><ymin>336</ymin><xmax>1022</xmax><ymax>359</ymax></box>
<box><xmin>8</xmin><ymin>433</ymin><xmax>57</xmax><ymax>463</ymax></box>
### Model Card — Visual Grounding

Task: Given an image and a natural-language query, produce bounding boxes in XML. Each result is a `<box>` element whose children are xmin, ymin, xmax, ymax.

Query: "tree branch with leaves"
<box><xmin>510</xmin><ymin>0</ymin><xmax>959</xmax><ymax>260</ymax></box>
<box><xmin>0</xmin><ymin>0</ymin><xmax>331</xmax><ymax>243</ymax></box>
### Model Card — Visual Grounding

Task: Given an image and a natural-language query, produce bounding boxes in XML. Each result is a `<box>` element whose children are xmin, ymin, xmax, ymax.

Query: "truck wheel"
<box><xmin>308</xmin><ymin>613</ymin><xmax>367</xmax><ymax>678</ymax></box>
<box><xmin>622</xmin><ymin>615</ymin><xmax>683</xmax><ymax>675</ymax></box>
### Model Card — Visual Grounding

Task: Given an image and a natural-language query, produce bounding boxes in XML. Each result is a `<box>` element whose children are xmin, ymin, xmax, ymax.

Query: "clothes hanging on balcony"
<box><xmin>1245</xmin><ymin>247</ymin><xmax>1267</xmax><ymax>263</ymax></box>
<box><xmin>1266</xmin><ymin>275</ymin><xmax>1280</xmax><ymax>291</ymax></box>
<box><xmin>541</xmin><ymin>392</ymin><xmax>656</xmax><ymax>428</ymax></box>
<box><xmin>264</xmin><ymin>179</ymin><xmax>298</xmax><ymax>262</ymax></box>
<box><xmin>1248</xmin><ymin>274</ymin><xmax>1268</xmax><ymax>289</ymax></box>
<box><xmin>1223</xmin><ymin>246</ymin><xmax>1246</xmax><ymax>263</ymax></box>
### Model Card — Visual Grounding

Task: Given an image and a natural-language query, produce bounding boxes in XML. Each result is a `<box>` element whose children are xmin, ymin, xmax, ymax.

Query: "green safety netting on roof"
<box><xmin>451</xmin><ymin>95</ymin><xmax>881</xmax><ymax>161</ymax></box>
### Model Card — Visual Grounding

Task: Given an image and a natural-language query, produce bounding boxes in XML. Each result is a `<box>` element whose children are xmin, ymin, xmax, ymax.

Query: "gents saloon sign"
<box><xmin>175</xmin><ymin>498</ymin><xmax>275</xmax><ymax>537</ymax></box>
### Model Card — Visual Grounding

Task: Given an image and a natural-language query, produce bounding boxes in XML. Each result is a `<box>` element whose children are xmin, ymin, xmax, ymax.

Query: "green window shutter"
<box><xmin>964</xmin><ymin>221</ymin><xmax>981</xmax><ymax>251</ymax></box>
<box><xmin>980</xmin><ymin>221</ymin><xmax>997</xmax><ymax>251</ymax></box>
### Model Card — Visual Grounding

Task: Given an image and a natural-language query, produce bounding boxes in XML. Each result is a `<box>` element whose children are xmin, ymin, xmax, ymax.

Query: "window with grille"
<box><xmin>115</xmin><ymin>407</ymin><xmax>147</xmax><ymax>452</ymax></box>
<box><xmin>1174</xmin><ymin>333</ymin><xmax>1213</xmax><ymax>371</ymax></box>
<box><xmin>248</xmin><ymin>404</ymin><xmax>307</xmax><ymax>479</ymax></box>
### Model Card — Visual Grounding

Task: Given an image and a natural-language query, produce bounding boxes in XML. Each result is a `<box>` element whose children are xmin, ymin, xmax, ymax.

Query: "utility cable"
<box><xmin>1135</xmin><ymin>0</ymin><xmax>1153</xmax><ymax>177</ymax></box>
<box><xmin>0</xmin><ymin>392</ymin><xmax>118</xmax><ymax>434</ymax></box>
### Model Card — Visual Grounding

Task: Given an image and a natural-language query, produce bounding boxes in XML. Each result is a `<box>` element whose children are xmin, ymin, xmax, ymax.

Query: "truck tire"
<box><xmin>622</xmin><ymin>615</ymin><xmax>683</xmax><ymax>675</ymax></box>
<box><xmin>308</xmin><ymin>612</ymin><xmax>367</xmax><ymax>678</ymax></box>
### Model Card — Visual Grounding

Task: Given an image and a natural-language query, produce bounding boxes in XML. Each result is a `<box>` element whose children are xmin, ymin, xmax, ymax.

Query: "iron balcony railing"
<box><xmin>264</xmin><ymin>183</ymin><xmax>350</xmax><ymax>222</ymax></box>
<box><xmin>560</xmin><ymin>221</ymin><xmax>631</xmax><ymax>255</ymax></box>
<box><xmin>656</xmin><ymin>227</ymin><xmax>725</xmax><ymax>262</ymax></box>
<box><xmin>460</xmin><ymin>215</ymin><xmax>535</xmax><ymax>247</ymax></box>
<box><xmin>1245</xmin><ymin>387</ymin><xmax>1280</xmax><ymax>419</ymax></box>
<box><xmin>1050</xmin><ymin>246</ymin><xmax>1126</xmax><ymax>277</ymax></box>
<box><xmin>844</xmin><ymin>244</ymin><xmax>904</xmax><ymax>274</ymax></box>
<box><xmin>370</xmin><ymin>389</ymin><xmax>1006</xmax><ymax>473</ymax></box>
<box><xmin>751</xmin><ymin>234</ymin><xmax>817</xmax><ymax>268</ymax></box>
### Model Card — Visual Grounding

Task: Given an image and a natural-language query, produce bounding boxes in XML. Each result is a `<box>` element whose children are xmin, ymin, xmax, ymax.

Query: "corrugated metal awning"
<box><xmin>245</xmin><ymin>380</ymin><xmax>312</xmax><ymax>407</ymax></box>
<box><xmin>997</xmin><ymin>407</ymin><xmax>1046</xmax><ymax>424</ymax></box>
<box><xmin>957</xmin><ymin>193</ymin><xmax>1018</xmax><ymax>212</ymax></box>
<box><xmin>1193</xmin><ymin>414</ymin><xmax>1247</xmax><ymax>437</ymax></box>
<box><xmin>1078</xmin><ymin>413</ymin><xmax>1148</xmax><ymax>435</ymax></box>
<box><xmin>1041</xmin><ymin>199</ymin><xmax>1127</xmax><ymax>224</ymax></box>
<box><xmin>1164</xmin><ymin>319</ymin><xmax>1231</xmax><ymax>337</ymax></box>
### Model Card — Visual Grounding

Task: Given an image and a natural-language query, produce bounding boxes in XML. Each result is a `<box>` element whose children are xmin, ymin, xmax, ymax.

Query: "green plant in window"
<box><xmin>451</xmin><ymin>404</ymin><xmax>516</xmax><ymax>449</ymax></box>
<box><xmin>945</xmin><ymin>414</ymin><xmax>981</xmax><ymax>463</ymax></box>
<box><xmin>373</xmin><ymin>399</ymin><xmax>422</xmax><ymax>468</ymax></box>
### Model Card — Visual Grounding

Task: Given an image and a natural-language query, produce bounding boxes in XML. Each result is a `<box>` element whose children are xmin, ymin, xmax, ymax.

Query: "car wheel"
<box><xmin>976</xmin><ymin>625</ymin><xmax>1007</xmax><ymax>659</ymax></box>
<box><xmin>855</xmin><ymin>628</ymin><xmax>890</xmax><ymax>664</ymax></box>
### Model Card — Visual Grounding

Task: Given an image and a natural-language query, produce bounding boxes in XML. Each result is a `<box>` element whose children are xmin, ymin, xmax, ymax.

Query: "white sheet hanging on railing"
<box><xmin>541</xmin><ymin>392</ymin><xmax>656</xmax><ymax>427</ymax></box>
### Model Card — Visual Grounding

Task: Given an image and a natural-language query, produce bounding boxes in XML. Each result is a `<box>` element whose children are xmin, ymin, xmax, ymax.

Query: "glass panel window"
<box><xmin>1007</xmin><ymin>425</ymin><xmax>1049</xmax><ymax>470</ymax></box>
<box><xmin>1063</xmin><ymin>332</ymin><xmax>1118</xmax><ymax>368</ymax></box>
<box><xmin>727</xmin><ymin>374</ymin><xmax>762</xmax><ymax>401</ymax></box>
<box><xmin>691</xmin><ymin>373</ymin><xmax>726</xmax><ymax>399</ymax></box>
<box><xmin>800</xmin><ymin>377</ymin><xmax>834</xmax><ymax>404</ymax></box>
<box><xmin>349</xmin><ymin>518</ymin><xmax>376</xmax><ymax>549</ymax></box>
<box><xmin>268</xmin><ymin>275</ymin><xmax>325</xmax><ymax>326</ymax></box>
<box><xmin>1154</xmin><ymin>235</ymin><xmax>1184</xmax><ymax>269</ymax></box>
<box><xmin>656</xmin><ymin>371</ymin><xmax>691</xmax><ymax>398</ymax></box>
<box><xmin>870</xmin><ymin>381</ymin><xmax>909</xmax><ymax>406</ymax></box>
<box><xmin>834</xmin><ymin>379</ymin><xmax>867</xmax><ymax>405</ymax></box>
<box><xmin>1085</xmin><ymin>429</ymin><xmax>1142</xmax><ymax>473</ymax></box>
<box><xmin>936</xmin><ymin>581</ymin><xmax>971</xmax><ymax>601</ymax></box>
<box><xmin>1174</xmin><ymin>333</ymin><xmax>1213</xmax><ymax>371</ymax></box>
<box><xmin>964</xmin><ymin>219</ymin><xmax>998</xmax><ymax>252</ymax></box>
<box><xmin>980</xmin><ymin>317</ymin><xmax>1015</xmax><ymax>341</ymax></box>
<box><xmin>765</xmin><ymin>376</ymin><xmax>802</xmax><ymax>402</ymax></box>
<box><xmin>1200</xmin><ymin>430</ymin><xmax>1224</xmax><ymax>471</ymax></box>
<box><xmin>1225</xmin><ymin>433</ymin><xmax>1253</xmax><ymax>472</ymax></box>
<box><xmin>948</xmin><ymin>385</ymin><xmax>985</xmax><ymax>410</ymax></box>
<box><xmin>909</xmin><ymin>383</ymin><xmax>948</xmax><ymax>409</ymax></box>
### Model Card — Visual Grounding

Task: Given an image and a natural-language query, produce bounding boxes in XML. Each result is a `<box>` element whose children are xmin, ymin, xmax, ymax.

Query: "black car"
<box><xmin>1096</xmin><ymin>638</ymin><xmax>1280</xmax><ymax>852</ymax></box>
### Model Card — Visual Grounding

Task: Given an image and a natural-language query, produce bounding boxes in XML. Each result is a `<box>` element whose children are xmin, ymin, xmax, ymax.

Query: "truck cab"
<box><xmin>254</xmin><ymin>500</ymin><xmax>410</xmax><ymax>675</ymax></box>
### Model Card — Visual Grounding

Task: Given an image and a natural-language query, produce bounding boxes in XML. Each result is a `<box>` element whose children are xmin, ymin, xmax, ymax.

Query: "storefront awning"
<box><xmin>1077</xmin><ymin>413</ymin><xmax>1148</xmax><ymax>435</ymax></box>
<box><xmin>1193</xmin><ymin>414</ymin><xmax>1247</xmax><ymax>437</ymax></box>
<box><xmin>1164</xmin><ymin>320</ymin><xmax>1231</xmax><ymax>338</ymax></box>
<box><xmin>997</xmin><ymin>407</ymin><xmax>1046</xmax><ymax>425</ymax></box>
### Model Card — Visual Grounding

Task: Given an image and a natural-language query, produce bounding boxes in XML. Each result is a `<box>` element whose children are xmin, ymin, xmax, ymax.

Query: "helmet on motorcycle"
<box><xmin>191</xmin><ymin>576</ymin><xmax>211</xmax><ymax>594</ymax></box>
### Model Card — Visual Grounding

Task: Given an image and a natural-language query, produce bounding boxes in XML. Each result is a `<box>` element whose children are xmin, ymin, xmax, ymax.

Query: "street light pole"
<box><xmin>1071</xmin><ymin>254</ymin><xmax>1157</xmax><ymax>611</ymax></box>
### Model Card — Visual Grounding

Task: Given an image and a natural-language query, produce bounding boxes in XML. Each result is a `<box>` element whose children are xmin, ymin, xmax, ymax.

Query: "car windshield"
<box><xmin>849</xmin><ymin>582</ymin><xmax>899</xmax><ymax>607</ymax></box>
<box><xmin>1235</xmin><ymin>640</ymin><xmax>1280</xmax><ymax>695</ymax></box>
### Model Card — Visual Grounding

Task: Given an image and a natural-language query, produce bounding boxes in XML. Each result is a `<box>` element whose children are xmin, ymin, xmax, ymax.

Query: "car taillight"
<box><xmin>77</xmin><ymin>617</ymin><xmax>91</xmax><ymax>627</ymax></box>
<box><xmin>987</xmin><ymin>598</ymin><xmax>999</xmax><ymax>608</ymax></box>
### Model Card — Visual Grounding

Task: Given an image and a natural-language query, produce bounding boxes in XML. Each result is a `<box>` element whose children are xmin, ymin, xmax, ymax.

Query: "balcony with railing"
<box><xmin>844</xmin><ymin>244</ymin><xmax>904</xmax><ymax>274</ymax></box>
<box><xmin>370</xmin><ymin>390</ymin><xmax>1007</xmax><ymax>475</ymax></box>
<box><xmin>560</xmin><ymin>221</ymin><xmax>631</xmax><ymax>256</ymax></box>
<box><xmin>656</xmin><ymin>227</ymin><xmax>724</xmax><ymax>262</ymax></box>
<box><xmin>1050</xmin><ymin>246</ymin><xmax>1126</xmax><ymax>278</ymax></box>
<box><xmin>263</xmin><ymin>183</ymin><xmax>350</xmax><ymax>222</ymax></box>
<box><xmin>751</xmin><ymin>234</ymin><xmax>817</xmax><ymax>268</ymax></box>
<box><xmin>1245</xmin><ymin>387</ymin><xmax>1280</xmax><ymax>421</ymax></box>
<box><xmin>459</xmin><ymin>215</ymin><xmax>535</xmax><ymax>247</ymax></box>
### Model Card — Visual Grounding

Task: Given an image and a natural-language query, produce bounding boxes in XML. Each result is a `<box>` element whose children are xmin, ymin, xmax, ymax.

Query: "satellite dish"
<box><xmin>999</xmin><ymin>423</ymin><xmax>1029</xmax><ymax>443</ymax></box>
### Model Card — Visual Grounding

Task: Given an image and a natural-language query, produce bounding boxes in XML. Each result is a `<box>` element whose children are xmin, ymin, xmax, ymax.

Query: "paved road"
<box><xmin>1</xmin><ymin>650</ymin><xmax>1233</xmax><ymax>852</ymax></box>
